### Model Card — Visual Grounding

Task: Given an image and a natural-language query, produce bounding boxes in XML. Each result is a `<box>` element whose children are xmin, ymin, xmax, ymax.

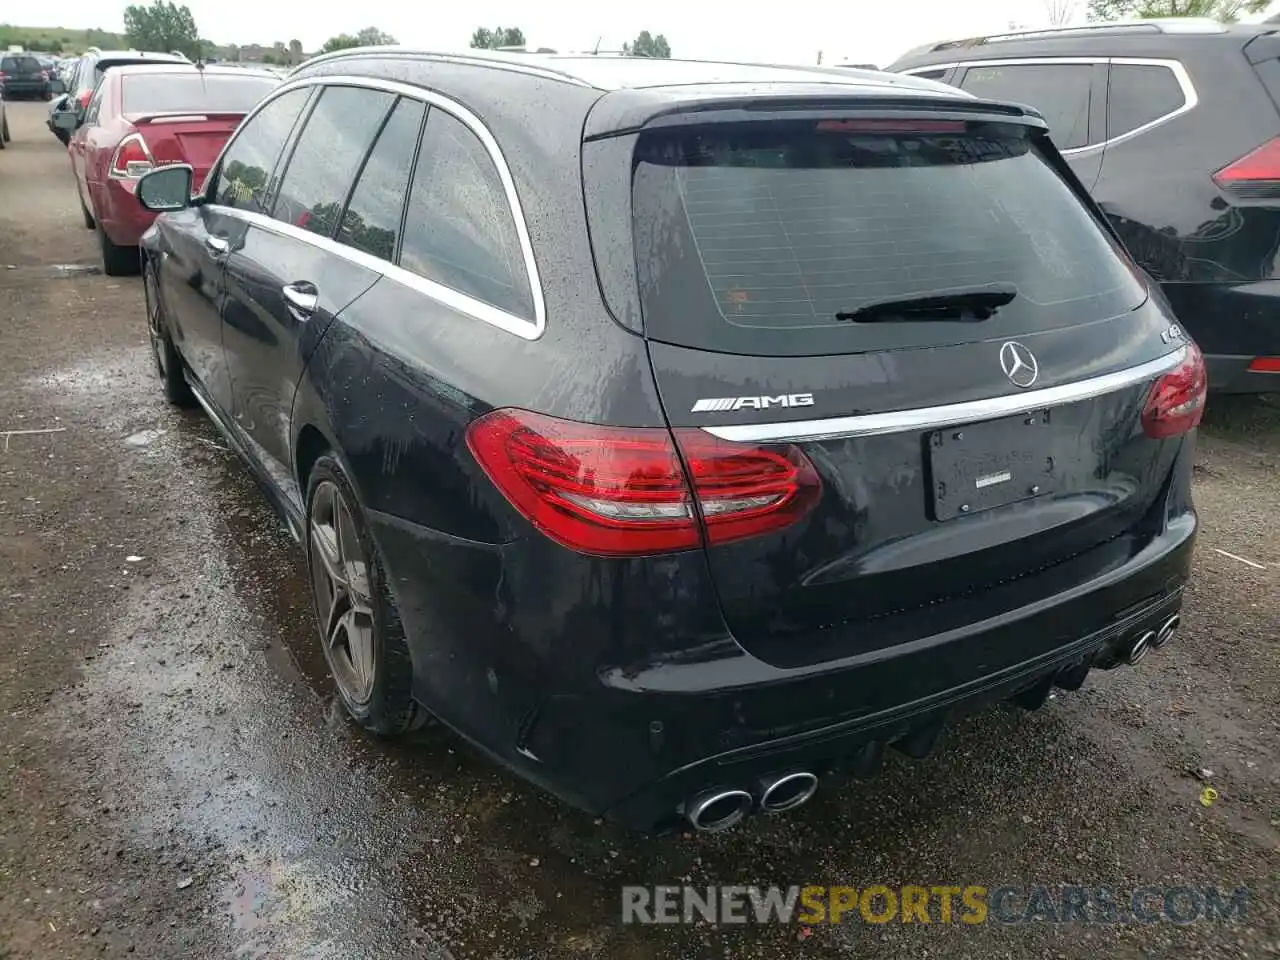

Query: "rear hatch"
<box><xmin>619</xmin><ymin>107</ymin><xmax>1199</xmax><ymax>668</ymax></box>
<box><xmin>121</xmin><ymin>70</ymin><xmax>276</xmax><ymax>182</ymax></box>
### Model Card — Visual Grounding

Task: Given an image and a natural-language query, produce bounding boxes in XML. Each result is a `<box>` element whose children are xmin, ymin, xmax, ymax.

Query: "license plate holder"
<box><xmin>928</xmin><ymin>410</ymin><xmax>1058</xmax><ymax>521</ymax></box>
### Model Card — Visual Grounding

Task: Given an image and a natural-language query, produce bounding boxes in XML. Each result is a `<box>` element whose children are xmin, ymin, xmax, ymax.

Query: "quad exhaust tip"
<box><xmin>1153</xmin><ymin>613</ymin><xmax>1180</xmax><ymax>649</ymax></box>
<box><xmin>687</xmin><ymin>789</ymin><xmax>752</xmax><ymax>833</ymax></box>
<box><xmin>1127</xmin><ymin>630</ymin><xmax>1156</xmax><ymax>666</ymax></box>
<box><xmin>760</xmin><ymin>772</ymin><xmax>819</xmax><ymax>813</ymax></box>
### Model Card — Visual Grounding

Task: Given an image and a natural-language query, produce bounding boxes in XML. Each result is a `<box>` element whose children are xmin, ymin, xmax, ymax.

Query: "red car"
<box><xmin>68</xmin><ymin>64</ymin><xmax>279</xmax><ymax>274</ymax></box>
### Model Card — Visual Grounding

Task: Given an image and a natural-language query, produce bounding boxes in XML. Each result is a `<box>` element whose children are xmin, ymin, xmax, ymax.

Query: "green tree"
<box><xmin>288</xmin><ymin>38</ymin><xmax>302</xmax><ymax>64</ymax></box>
<box><xmin>321</xmin><ymin>33</ymin><xmax>361</xmax><ymax>53</ymax></box>
<box><xmin>321</xmin><ymin>28</ymin><xmax>395</xmax><ymax>53</ymax></box>
<box><xmin>355</xmin><ymin>27</ymin><xmax>396</xmax><ymax>45</ymax></box>
<box><xmin>122</xmin><ymin>0</ymin><xmax>200</xmax><ymax>58</ymax></box>
<box><xmin>622</xmin><ymin>30</ymin><xmax>672</xmax><ymax>58</ymax></box>
<box><xmin>1087</xmin><ymin>0</ymin><xmax>1267</xmax><ymax>20</ymax></box>
<box><xmin>470</xmin><ymin>26</ymin><xmax>526</xmax><ymax>49</ymax></box>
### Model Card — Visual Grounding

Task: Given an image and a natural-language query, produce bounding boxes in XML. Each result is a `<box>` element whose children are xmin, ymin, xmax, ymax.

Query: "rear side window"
<box><xmin>398</xmin><ymin>109</ymin><xmax>534</xmax><ymax>320</ymax></box>
<box><xmin>121</xmin><ymin>74</ymin><xmax>277</xmax><ymax>115</ymax></box>
<box><xmin>959</xmin><ymin>63</ymin><xmax>1094</xmax><ymax>149</ymax></box>
<box><xmin>337</xmin><ymin>97</ymin><xmax>425</xmax><ymax>262</ymax></box>
<box><xmin>1107</xmin><ymin>63</ymin><xmax>1186</xmax><ymax>139</ymax></box>
<box><xmin>631</xmin><ymin>120</ymin><xmax>1146</xmax><ymax>357</ymax></box>
<box><xmin>212</xmin><ymin>88</ymin><xmax>311</xmax><ymax>212</ymax></box>
<box><xmin>272</xmin><ymin>85</ymin><xmax>395</xmax><ymax>238</ymax></box>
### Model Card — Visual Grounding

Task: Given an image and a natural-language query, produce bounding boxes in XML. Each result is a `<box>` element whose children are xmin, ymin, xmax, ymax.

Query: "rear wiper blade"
<box><xmin>834</xmin><ymin>284</ymin><xmax>1018</xmax><ymax>323</ymax></box>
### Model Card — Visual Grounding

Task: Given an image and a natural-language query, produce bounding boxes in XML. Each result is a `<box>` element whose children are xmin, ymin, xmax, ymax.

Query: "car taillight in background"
<box><xmin>1212</xmin><ymin>137</ymin><xmax>1280</xmax><ymax>198</ymax></box>
<box><xmin>1142</xmin><ymin>343</ymin><xmax>1208</xmax><ymax>439</ymax></box>
<box><xmin>77</xmin><ymin>89</ymin><xmax>92</xmax><ymax>110</ymax></box>
<box><xmin>466</xmin><ymin>409</ymin><xmax>822</xmax><ymax>556</ymax></box>
<box><xmin>109</xmin><ymin>133</ymin><xmax>155</xmax><ymax>179</ymax></box>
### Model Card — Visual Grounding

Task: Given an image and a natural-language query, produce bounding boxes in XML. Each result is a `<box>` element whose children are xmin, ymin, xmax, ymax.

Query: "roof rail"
<box><xmin>85</xmin><ymin>46</ymin><xmax>103</xmax><ymax>55</ymax></box>
<box><xmin>288</xmin><ymin>45</ymin><xmax>593</xmax><ymax>86</ymax></box>
<box><xmin>930</xmin><ymin>17</ymin><xmax>1229</xmax><ymax>51</ymax></box>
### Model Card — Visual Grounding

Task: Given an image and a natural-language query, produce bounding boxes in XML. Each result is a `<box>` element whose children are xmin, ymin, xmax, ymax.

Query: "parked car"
<box><xmin>0</xmin><ymin>94</ymin><xmax>9</xmax><ymax>150</ymax></box>
<box><xmin>60</xmin><ymin>63</ymin><xmax>278</xmax><ymax>274</ymax></box>
<box><xmin>49</xmin><ymin>48</ymin><xmax>189</xmax><ymax>145</ymax></box>
<box><xmin>0</xmin><ymin>52</ymin><xmax>51</xmax><ymax>100</ymax></box>
<box><xmin>888</xmin><ymin>18</ymin><xmax>1280</xmax><ymax>393</ymax></box>
<box><xmin>133</xmin><ymin>50</ymin><xmax>1203</xmax><ymax>833</ymax></box>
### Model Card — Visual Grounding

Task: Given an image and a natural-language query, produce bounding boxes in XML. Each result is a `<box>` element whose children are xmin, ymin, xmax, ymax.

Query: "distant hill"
<box><xmin>0</xmin><ymin>24</ymin><xmax>125</xmax><ymax>54</ymax></box>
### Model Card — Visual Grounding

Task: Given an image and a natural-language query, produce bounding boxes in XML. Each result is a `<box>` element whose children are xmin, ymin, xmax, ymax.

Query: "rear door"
<box><xmin>955</xmin><ymin>59</ymin><xmax>1109</xmax><ymax>189</ymax></box>
<box><xmin>620</xmin><ymin>110</ymin><xmax>1187</xmax><ymax>668</ymax></box>
<box><xmin>221</xmin><ymin>83</ymin><xmax>400</xmax><ymax>503</ymax></box>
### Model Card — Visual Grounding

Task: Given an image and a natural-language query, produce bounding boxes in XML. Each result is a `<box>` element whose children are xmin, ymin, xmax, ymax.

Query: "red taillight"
<box><xmin>1142</xmin><ymin>344</ymin><xmax>1207</xmax><ymax>440</ymax></box>
<box><xmin>77</xmin><ymin>88</ymin><xmax>91</xmax><ymax>109</ymax></box>
<box><xmin>465</xmin><ymin>409</ymin><xmax>822</xmax><ymax>556</ymax></box>
<box><xmin>1212</xmin><ymin>137</ymin><xmax>1280</xmax><ymax>197</ymax></box>
<box><xmin>109</xmin><ymin>133</ymin><xmax>154</xmax><ymax>179</ymax></box>
<box><xmin>1247</xmin><ymin>356</ymin><xmax>1280</xmax><ymax>373</ymax></box>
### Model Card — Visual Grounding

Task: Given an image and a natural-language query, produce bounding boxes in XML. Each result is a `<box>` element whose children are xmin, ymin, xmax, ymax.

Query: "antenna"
<box><xmin>592</xmin><ymin>36</ymin><xmax>602</xmax><ymax>55</ymax></box>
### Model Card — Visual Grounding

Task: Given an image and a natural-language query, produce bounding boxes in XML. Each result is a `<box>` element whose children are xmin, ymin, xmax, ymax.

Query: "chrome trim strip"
<box><xmin>199</xmin><ymin>74</ymin><xmax>546</xmax><ymax>340</ymax></box>
<box><xmin>899</xmin><ymin>57</ymin><xmax>1197</xmax><ymax>157</ymax></box>
<box><xmin>701</xmin><ymin>347</ymin><xmax>1186</xmax><ymax>444</ymax></box>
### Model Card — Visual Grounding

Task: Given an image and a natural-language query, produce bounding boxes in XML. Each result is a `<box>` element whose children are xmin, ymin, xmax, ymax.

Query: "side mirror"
<box><xmin>52</xmin><ymin>110</ymin><xmax>79</xmax><ymax>131</ymax></box>
<box><xmin>137</xmin><ymin>165</ymin><xmax>195</xmax><ymax>212</ymax></box>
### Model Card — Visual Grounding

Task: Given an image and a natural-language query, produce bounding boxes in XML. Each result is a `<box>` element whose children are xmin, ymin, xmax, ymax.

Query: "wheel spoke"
<box><xmin>335</xmin><ymin>496</ymin><xmax>371</xmax><ymax>607</ymax></box>
<box><xmin>334</xmin><ymin>608</ymin><xmax>374</xmax><ymax>698</ymax></box>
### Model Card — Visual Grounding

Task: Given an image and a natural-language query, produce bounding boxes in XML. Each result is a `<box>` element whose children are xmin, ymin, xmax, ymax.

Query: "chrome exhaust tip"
<box><xmin>1127</xmin><ymin>630</ymin><xmax>1156</xmax><ymax>666</ymax></box>
<box><xmin>759</xmin><ymin>772</ymin><xmax>819</xmax><ymax>814</ymax></box>
<box><xmin>686</xmin><ymin>789</ymin><xmax>752</xmax><ymax>833</ymax></box>
<box><xmin>1153</xmin><ymin>614</ymin><xmax>1180</xmax><ymax>649</ymax></box>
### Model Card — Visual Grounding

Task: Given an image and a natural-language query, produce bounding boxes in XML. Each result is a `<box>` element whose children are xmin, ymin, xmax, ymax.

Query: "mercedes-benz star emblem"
<box><xmin>999</xmin><ymin>341</ymin><xmax>1039</xmax><ymax>389</ymax></box>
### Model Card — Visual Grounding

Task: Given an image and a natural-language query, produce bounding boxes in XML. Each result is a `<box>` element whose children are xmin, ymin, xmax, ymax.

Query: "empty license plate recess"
<box><xmin>928</xmin><ymin>410</ymin><xmax>1057</xmax><ymax>521</ymax></box>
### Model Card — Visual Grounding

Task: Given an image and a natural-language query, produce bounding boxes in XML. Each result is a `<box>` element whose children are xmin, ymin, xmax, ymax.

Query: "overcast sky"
<box><xmin>25</xmin><ymin>0</ymin><xmax>1280</xmax><ymax>67</ymax></box>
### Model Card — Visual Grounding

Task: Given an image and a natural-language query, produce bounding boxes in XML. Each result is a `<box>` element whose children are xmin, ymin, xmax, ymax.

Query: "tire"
<box><xmin>79</xmin><ymin>194</ymin><xmax>94</xmax><ymax>229</ymax></box>
<box><xmin>2</xmin><ymin>116</ymin><xmax>9</xmax><ymax>142</ymax></box>
<box><xmin>305</xmin><ymin>455</ymin><xmax>421</xmax><ymax>737</ymax></box>
<box><xmin>97</xmin><ymin>224</ymin><xmax>138</xmax><ymax>276</ymax></box>
<box><xmin>143</xmin><ymin>261</ymin><xmax>194</xmax><ymax>407</ymax></box>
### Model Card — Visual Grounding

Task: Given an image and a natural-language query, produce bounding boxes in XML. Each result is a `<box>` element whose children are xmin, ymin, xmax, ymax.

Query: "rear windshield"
<box><xmin>2</xmin><ymin>56</ymin><xmax>41</xmax><ymax>72</ymax></box>
<box><xmin>631</xmin><ymin>120</ymin><xmax>1146</xmax><ymax>356</ymax></box>
<box><xmin>122</xmin><ymin>74</ymin><xmax>276</xmax><ymax>114</ymax></box>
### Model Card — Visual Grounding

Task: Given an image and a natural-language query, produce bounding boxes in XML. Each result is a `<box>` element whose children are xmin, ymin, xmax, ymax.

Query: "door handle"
<box><xmin>205</xmin><ymin>235</ymin><xmax>230</xmax><ymax>256</ymax></box>
<box><xmin>282</xmin><ymin>281</ymin><xmax>319</xmax><ymax>318</ymax></box>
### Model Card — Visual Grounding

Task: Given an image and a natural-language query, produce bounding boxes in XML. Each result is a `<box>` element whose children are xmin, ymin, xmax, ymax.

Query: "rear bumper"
<box><xmin>97</xmin><ymin>177</ymin><xmax>155</xmax><ymax>247</ymax></box>
<box><xmin>1203</xmin><ymin>354</ymin><xmax>1280</xmax><ymax>395</ymax></box>
<box><xmin>562</xmin><ymin>514</ymin><xmax>1195</xmax><ymax>830</ymax></box>
<box><xmin>1160</xmin><ymin>280</ymin><xmax>1280</xmax><ymax>392</ymax></box>
<box><xmin>375</xmin><ymin>499</ymin><xmax>1197</xmax><ymax>831</ymax></box>
<box><xmin>2</xmin><ymin>80</ymin><xmax>48</xmax><ymax>97</ymax></box>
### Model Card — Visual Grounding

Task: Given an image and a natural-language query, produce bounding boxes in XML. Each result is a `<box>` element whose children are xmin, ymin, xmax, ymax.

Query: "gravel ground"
<box><xmin>1</xmin><ymin>100</ymin><xmax>1277</xmax><ymax>960</ymax></box>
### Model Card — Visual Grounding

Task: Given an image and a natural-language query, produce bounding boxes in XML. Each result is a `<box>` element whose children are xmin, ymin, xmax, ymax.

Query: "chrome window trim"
<box><xmin>200</xmin><ymin>73</ymin><xmax>547</xmax><ymax>341</ymax></box>
<box><xmin>900</xmin><ymin>57</ymin><xmax>1197</xmax><ymax>156</ymax></box>
<box><xmin>700</xmin><ymin>347</ymin><xmax>1187</xmax><ymax>444</ymax></box>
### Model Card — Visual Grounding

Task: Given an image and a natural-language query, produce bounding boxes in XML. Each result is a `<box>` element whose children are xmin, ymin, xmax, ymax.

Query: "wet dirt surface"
<box><xmin>1</xmin><ymin>100</ymin><xmax>1278</xmax><ymax>959</ymax></box>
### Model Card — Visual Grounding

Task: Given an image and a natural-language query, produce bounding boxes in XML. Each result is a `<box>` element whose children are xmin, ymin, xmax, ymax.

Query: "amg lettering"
<box><xmin>690</xmin><ymin>393</ymin><xmax>815</xmax><ymax>414</ymax></box>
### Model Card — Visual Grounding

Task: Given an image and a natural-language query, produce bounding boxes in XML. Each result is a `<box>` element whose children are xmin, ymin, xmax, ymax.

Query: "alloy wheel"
<box><xmin>308</xmin><ymin>480</ymin><xmax>377</xmax><ymax>706</ymax></box>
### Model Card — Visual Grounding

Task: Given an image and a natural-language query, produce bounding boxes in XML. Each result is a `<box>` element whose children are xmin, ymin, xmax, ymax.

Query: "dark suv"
<box><xmin>132</xmin><ymin>50</ymin><xmax>1203</xmax><ymax>833</ymax></box>
<box><xmin>1</xmin><ymin>54</ymin><xmax>51</xmax><ymax>100</ymax></box>
<box><xmin>889</xmin><ymin>18</ymin><xmax>1280</xmax><ymax>393</ymax></box>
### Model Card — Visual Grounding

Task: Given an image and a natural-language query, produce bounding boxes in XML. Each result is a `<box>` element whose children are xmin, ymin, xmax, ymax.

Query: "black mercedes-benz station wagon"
<box><xmin>134</xmin><ymin>50</ymin><xmax>1205</xmax><ymax>833</ymax></box>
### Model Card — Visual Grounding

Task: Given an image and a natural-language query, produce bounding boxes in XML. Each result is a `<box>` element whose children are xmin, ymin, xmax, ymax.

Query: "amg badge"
<box><xmin>691</xmin><ymin>394</ymin><xmax>815</xmax><ymax>413</ymax></box>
